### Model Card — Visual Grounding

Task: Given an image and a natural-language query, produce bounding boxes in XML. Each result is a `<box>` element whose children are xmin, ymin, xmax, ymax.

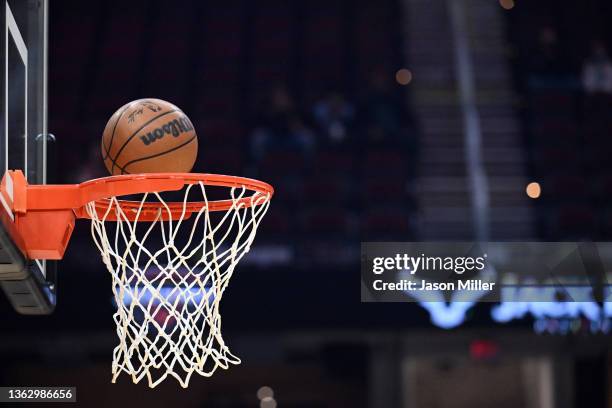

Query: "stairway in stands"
<box><xmin>405</xmin><ymin>0</ymin><xmax>473</xmax><ymax>239</ymax></box>
<box><xmin>464</xmin><ymin>0</ymin><xmax>534</xmax><ymax>239</ymax></box>
<box><xmin>404</xmin><ymin>0</ymin><xmax>534</xmax><ymax>239</ymax></box>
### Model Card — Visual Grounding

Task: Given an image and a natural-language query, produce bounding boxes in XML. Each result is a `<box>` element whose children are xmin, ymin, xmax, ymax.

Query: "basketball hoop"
<box><xmin>0</xmin><ymin>170</ymin><xmax>273</xmax><ymax>388</ymax></box>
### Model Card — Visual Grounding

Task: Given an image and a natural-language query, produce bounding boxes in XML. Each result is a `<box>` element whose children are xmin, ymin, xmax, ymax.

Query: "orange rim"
<box><xmin>80</xmin><ymin>173</ymin><xmax>274</xmax><ymax>219</ymax></box>
<box><xmin>11</xmin><ymin>171</ymin><xmax>273</xmax><ymax>216</ymax></box>
<box><xmin>1</xmin><ymin>170</ymin><xmax>273</xmax><ymax>259</ymax></box>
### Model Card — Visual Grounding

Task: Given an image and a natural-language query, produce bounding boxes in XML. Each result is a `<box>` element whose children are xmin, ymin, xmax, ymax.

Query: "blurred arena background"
<box><xmin>1</xmin><ymin>0</ymin><xmax>611</xmax><ymax>406</ymax></box>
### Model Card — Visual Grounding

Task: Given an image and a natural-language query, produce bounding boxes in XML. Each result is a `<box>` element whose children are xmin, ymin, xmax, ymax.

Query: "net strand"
<box><xmin>86</xmin><ymin>181</ymin><xmax>270</xmax><ymax>388</ymax></box>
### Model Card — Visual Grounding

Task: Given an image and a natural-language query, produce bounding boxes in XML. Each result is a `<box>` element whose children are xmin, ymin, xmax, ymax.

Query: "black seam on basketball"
<box><xmin>110</xmin><ymin>109</ymin><xmax>180</xmax><ymax>174</ymax></box>
<box><xmin>121</xmin><ymin>135</ymin><xmax>197</xmax><ymax>172</ymax></box>
<box><xmin>102</xmin><ymin>106</ymin><xmax>128</xmax><ymax>159</ymax></box>
<box><xmin>102</xmin><ymin>103</ymin><xmax>132</xmax><ymax>160</ymax></box>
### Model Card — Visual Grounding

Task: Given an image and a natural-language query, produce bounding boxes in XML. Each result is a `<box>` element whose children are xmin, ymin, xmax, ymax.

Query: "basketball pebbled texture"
<box><xmin>101</xmin><ymin>98</ymin><xmax>198</xmax><ymax>175</ymax></box>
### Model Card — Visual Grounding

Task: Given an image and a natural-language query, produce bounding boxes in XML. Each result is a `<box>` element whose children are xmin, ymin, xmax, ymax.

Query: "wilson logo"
<box><xmin>140</xmin><ymin>116</ymin><xmax>194</xmax><ymax>146</ymax></box>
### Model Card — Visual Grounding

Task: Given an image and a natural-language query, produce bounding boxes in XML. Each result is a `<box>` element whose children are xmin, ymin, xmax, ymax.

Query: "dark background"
<box><xmin>1</xmin><ymin>0</ymin><xmax>612</xmax><ymax>406</ymax></box>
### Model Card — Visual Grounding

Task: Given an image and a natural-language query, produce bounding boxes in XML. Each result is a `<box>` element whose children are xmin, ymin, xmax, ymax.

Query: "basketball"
<box><xmin>101</xmin><ymin>98</ymin><xmax>198</xmax><ymax>175</ymax></box>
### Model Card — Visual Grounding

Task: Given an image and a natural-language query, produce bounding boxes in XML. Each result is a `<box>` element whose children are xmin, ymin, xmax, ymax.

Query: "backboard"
<box><xmin>0</xmin><ymin>0</ymin><xmax>55</xmax><ymax>314</ymax></box>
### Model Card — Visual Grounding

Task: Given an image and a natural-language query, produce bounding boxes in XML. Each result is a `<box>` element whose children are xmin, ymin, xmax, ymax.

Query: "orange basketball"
<box><xmin>101</xmin><ymin>98</ymin><xmax>198</xmax><ymax>175</ymax></box>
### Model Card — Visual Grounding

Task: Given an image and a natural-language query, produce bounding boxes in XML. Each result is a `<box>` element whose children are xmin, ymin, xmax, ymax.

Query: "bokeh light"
<box><xmin>260</xmin><ymin>397</ymin><xmax>277</xmax><ymax>408</ymax></box>
<box><xmin>395</xmin><ymin>68</ymin><xmax>413</xmax><ymax>85</ymax></box>
<box><xmin>257</xmin><ymin>386</ymin><xmax>274</xmax><ymax>400</ymax></box>
<box><xmin>526</xmin><ymin>182</ymin><xmax>541</xmax><ymax>199</ymax></box>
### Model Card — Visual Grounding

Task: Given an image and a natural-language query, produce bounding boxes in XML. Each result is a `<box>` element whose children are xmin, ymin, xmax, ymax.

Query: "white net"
<box><xmin>85</xmin><ymin>181</ymin><xmax>271</xmax><ymax>388</ymax></box>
